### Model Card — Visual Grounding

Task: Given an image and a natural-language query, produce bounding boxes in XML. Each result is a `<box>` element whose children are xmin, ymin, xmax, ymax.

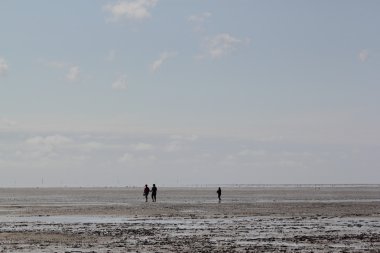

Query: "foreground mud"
<box><xmin>0</xmin><ymin>187</ymin><xmax>379</xmax><ymax>252</ymax></box>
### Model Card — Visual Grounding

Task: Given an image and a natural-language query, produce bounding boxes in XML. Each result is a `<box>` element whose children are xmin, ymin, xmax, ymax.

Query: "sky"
<box><xmin>0</xmin><ymin>0</ymin><xmax>379</xmax><ymax>187</ymax></box>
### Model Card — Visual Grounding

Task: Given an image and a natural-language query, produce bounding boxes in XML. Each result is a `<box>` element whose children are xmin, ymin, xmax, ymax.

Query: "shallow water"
<box><xmin>1</xmin><ymin>186</ymin><xmax>379</xmax><ymax>205</ymax></box>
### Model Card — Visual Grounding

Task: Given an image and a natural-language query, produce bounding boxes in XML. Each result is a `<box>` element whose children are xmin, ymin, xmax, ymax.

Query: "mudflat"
<box><xmin>0</xmin><ymin>186</ymin><xmax>379</xmax><ymax>252</ymax></box>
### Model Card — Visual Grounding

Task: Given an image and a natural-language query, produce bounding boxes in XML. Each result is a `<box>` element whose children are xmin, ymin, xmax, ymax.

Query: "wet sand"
<box><xmin>0</xmin><ymin>186</ymin><xmax>379</xmax><ymax>252</ymax></box>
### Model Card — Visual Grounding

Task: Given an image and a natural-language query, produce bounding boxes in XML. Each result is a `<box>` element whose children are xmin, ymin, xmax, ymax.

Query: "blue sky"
<box><xmin>1</xmin><ymin>0</ymin><xmax>379</xmax><ymax>186</ymax></box>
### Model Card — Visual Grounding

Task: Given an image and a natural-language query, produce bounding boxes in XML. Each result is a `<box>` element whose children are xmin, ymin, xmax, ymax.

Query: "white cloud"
<box><xmin>358</xmin><ymin>49</ymin><xmax>369</xmax><ymax>62</ymax></box>
<box><xmin>0</xmin><ymin>58</ymin><xmax>9</xmax><ymax>76</ymax></box>
<box><xmin>112</xmin><ymin>75</ymin><xmax>128</xmax><ymax>90</ymax></box>
<box><xmin>0</xmin><ymin>118</ymin><xmax>16</xmax><ymax>128</ymax></box>
<box><xmin>23</xmin><ymin>135</ymin><xmax>73</xmax><ymax>160</ymax></box>
<box><xmin>164</xmin><ymin>134</ymin><xmax>198</xmax><ymax>152</ymax></box>
<box><xmin>15</xmin><ymin>135</ymin><xmax>106</xmax><ymax>163</ymax></box>
<box><xmin>165</xmin><ymin>141</ymin><xmax>181</xmax><ymax>152</ymax></box>
<box><xmin>38</xmin><ymin>59</ymin><xmax>81</xmax><ymax>81</ymax></box>
<box><xmin>200</xmin><ymin>33</ymin><xmax>243</xmax><ymax>59</ymax></box>
<box><xmin>151</xmin><ymin>51</ymin><xmax>177</xmax><ymax>72</ymax></box>
<box><xmin>188</xmin><ymin>13</ymin><xmax>249</xmax><ymax>60</ymax></box>
<box><xmin>188</xmin><ymin>12</ymin><xmax>211</xmax><ymax>23</ymax></box>
<box><xmin>188</xmin><ymin>12</ymin><xmax>211</xmax><ymax>32</ymax></box>
<box><xmin>119</xmin><ymin>152</ymin><xmax>135</xmax><ymax>162</ymax></box>
<box><xmin>103</xmin><ymin>0</ymin><xmax>158</xmax><ymax>23</ymax></box>
<box><xmin>25</xmin><ymin>135</ymin><xmax>72</xmax><ymax>147</ymax></box>
<box><xmin>66</xmin><ymin>66</ymin><xmax>80</xmax><ymax>82</ymax></box>
<box><xmin>132</xmin><ymin>142</ymin><xmax>154</xmax><ymax>151</ymax></box>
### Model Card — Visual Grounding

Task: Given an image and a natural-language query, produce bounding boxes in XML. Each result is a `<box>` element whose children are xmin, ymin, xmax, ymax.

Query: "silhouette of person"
<box><xmin>217</xmin><ymin>187</ymin><xmax>222</xmax><ymax>202</ymax></box>
<box><xmin>143</xmin><ymin>184</ymin><xmax>150</xmax><ymax>202</ymax></box>
<box><xmin>151</xmin><ymin>184</ymin><xmax>157</xmax><ymax>202</ymax></box>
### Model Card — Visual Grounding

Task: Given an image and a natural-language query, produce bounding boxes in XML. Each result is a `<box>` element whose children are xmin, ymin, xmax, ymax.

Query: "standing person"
<box><xmin>151</xmin><ymin>184</ymin><xmax>157</xmax><ymax>202</ymax></box>
<box><xmin>143</xmin><ymin>184</ymin><xmax>150</xmax><ymax>202</ymax></box>
<box><xmin>217</xmin><ymin>187</ymin><xmax>222</xmax><ymax>202</ymax></box>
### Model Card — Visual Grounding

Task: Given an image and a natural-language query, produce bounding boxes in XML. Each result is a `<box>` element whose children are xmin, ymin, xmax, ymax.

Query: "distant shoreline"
<box><xmin>0</xmin><ymin>183</ymin><xmax>379</xmax><ymax>189</ymax></box>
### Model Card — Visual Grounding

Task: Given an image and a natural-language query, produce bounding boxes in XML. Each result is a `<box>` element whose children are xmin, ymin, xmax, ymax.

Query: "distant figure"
<box><xmin>217</xmin><ymin>187</ymin><xmax>222</xmax><ymax>202</ymax></box>
<box><xmin>151</xmin><ymin>184</ymin><xmax>157</xmax><ymax>202</ymax></box>
<box><xmin>143</xmin><ymin>184</ymin><xmax>150</xmax><ymax>202</ymax></box>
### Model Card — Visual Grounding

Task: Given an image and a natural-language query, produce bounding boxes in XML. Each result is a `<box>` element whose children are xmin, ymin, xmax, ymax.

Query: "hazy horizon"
<box><xmin>1</xmin><ymin>1</ymin><xmax>380</xmax><ymax>187</ymax></box>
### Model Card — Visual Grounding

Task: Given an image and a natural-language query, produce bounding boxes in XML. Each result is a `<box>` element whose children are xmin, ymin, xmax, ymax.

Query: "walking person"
<box><xmin>217</xmin><ymin>187</ymin><xmax>222</xmax><ymax>202</ymax></box>
<box><xmin>143</xmin><ymin>184</ymin><xmax>150</xmax><ymax>202</ymax></box>
<box><xmin>151</xmin><ymin>184</ymin><xmax>157</xmax><ymax>202</ymax></box>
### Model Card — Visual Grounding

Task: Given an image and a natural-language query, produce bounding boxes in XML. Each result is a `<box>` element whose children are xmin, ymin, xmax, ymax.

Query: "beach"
<box><xmin>0</xmin><ymin>186</ymin><xmax>379</xmax><ymax>252</ymax></box>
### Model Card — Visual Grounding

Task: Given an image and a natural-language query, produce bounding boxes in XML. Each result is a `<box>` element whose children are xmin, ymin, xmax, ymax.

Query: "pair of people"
<box><xmin>143</xmin><ymin>185</ymin><xmax>221</xmax><ymax>203</ymax></box>
<box><xmin>143</xmin><ymin>184</ymin><xmax>157</xmax><ymax>202</ymax></box>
